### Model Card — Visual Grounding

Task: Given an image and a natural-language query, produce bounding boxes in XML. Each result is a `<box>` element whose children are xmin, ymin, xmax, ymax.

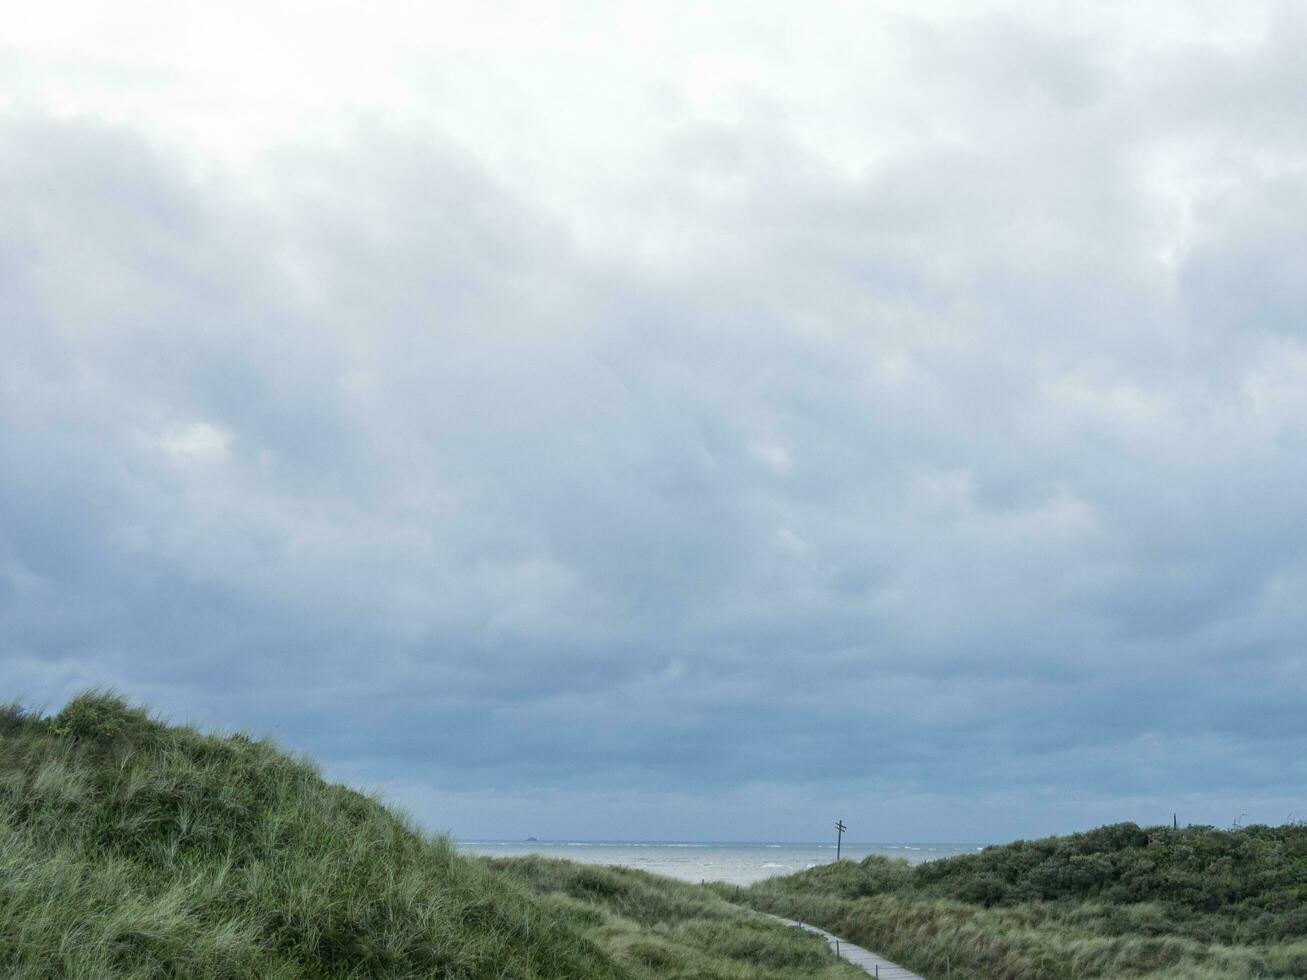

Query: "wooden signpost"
<box><xmin>835</xmin><ymin>819</ymin><xmax>846</xmax><ymax>861</ymax></box>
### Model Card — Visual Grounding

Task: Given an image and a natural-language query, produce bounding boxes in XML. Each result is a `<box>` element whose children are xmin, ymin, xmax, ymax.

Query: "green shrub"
<box><xmin>49</xmin><ymin>690</ymin><xmax>161</xmax><ymax>744</ymax></box>
<box><xmin>0</xmin><ymin>700</ymin><xmax>37</xmax><ymax>736</ymax></box>
<box><xmin>737</xmin><ymin>822</ymin><xmax>1307</xmax><ymax>979</ymax></box>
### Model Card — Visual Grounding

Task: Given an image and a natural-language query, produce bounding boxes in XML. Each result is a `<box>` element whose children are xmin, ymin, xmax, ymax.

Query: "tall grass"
<box><xmin>0</xmin><ymin>691</ymin><xmax>620</xmax><ymax>978</ymax></box>
<box><xmin>1</xmin><ymin>690</ymin><xmax>862</xmax><ymax>979</ymax></box>
<box><xmin>726</xmin><ymin>823</ymin><xmax>1307</xmax><ymax>979</ymax></box>
<box><xmin>490</xmin><ymin>855</ymin><xmax>864</xmax><ymax>979</ymax></box>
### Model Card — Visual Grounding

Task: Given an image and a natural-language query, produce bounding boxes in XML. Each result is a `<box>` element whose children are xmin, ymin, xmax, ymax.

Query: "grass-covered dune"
<box><xmin>727</xmin><ymin>821</ymin><xmax>1307</xmax><ymax>979</ymax></box>
<box><xmin>0</xmin><ymin>692</ymin><xmax>618</xmax><ymax>978</ymax></box>
<box><xmin>0</xmin><ymin>692</ymin><xmax>855</xmax><ymax>979</ymax></box>
<box><xmin>489</xmin><ymin>856</ymin><xmax>861</xmax><ymax>979</ymax></box>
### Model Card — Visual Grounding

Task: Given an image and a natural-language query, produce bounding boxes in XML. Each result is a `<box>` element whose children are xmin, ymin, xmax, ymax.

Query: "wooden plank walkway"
<box><xmin>765</xmin><ymin>914</ymin><xmax>927</xmax><ymax>979</ymax></box>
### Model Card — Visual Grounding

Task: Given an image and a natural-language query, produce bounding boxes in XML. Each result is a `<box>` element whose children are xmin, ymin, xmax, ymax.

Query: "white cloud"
<box><xmin>3</xmin><ymin>1</ymin><xmax>1307</xmax><ymax>840</ymax></box>
<box><xmin>156</xmin><ymin>420</ymin><xmax>231</xmax><ymax>463</ymax></box>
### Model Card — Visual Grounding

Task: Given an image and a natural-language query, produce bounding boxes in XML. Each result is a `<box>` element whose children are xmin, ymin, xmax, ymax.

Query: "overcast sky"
<box><xmin>3</xmin><ymin>0</ymin><xmax>1307</xmax><ymax>842</ymax></box>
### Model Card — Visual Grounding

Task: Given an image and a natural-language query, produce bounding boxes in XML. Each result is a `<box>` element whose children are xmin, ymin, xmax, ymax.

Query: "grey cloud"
<box><xmin>3</xmin><ymin>9</ymin><xmax>1307</xmax><ymax>841</ymax></box>
<box><xmin>899</xmin><ymin>12</ymin><xmax>1109</xmax><ymax>111</ymax></box>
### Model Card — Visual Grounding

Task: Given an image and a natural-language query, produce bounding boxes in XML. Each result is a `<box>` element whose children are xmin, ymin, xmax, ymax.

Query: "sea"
<box><xmin>456</xmin><ymin>840</ymin><xmax>983</xmax><ymax>886</ymax></box>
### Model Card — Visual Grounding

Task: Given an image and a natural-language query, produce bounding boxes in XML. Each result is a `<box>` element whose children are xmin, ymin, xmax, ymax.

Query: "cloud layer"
<box><xmin>3</xmin><ymin>1</ymin><xmax>1307</xmax><ymax>840</ymax></box>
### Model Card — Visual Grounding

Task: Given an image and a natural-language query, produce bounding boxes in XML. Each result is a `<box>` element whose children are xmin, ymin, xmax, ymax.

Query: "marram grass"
<box><xmin>0</xmin><ymin>692</ymin><xmax>858</xmax><ymax>979</ymax></box>
<box><xmin>726</xmin><ymin>821</ymin><xmax>1307</xmax><ymax>979</ymax></box>
<box><xmin>490</xmin><ymin>856</ymin><xmax>863</xmax><ymax>978</ymax></box>
<box><xmin>18</xmin><ymin>691</ymin><xmax>1301</xmax><ymax>979</ymax></box>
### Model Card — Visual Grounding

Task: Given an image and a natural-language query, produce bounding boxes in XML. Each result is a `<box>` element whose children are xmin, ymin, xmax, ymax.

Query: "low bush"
<box><xmin>729</xmin><ymin>822</ymin><xmax>1307</xmax><ymax>979</ymax></box>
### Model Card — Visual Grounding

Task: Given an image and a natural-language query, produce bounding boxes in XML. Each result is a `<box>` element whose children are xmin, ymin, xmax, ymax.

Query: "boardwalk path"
<box><xmin>764</xmin><ymin>914</ymin><xmax>927</xmax><ymax>979</ymax></box>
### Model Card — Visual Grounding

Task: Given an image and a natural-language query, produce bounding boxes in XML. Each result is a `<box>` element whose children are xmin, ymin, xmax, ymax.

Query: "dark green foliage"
<box><xmin>730</xmin><ymin>822</ymin><xmax>1307</xmax><ymax>979</ymax></box>
<box><xmin>48</xmin><ymin>690</ymin><xmax>164</xmax><ymax>745</ymax></box>
<box><xmin>0</xmin><ymin>700</ymin><xmax>38</xmax><ymax>736</ymax></box>
<box><xmin>906</xmin><ymin>821</ymin><xmax>1307</xmax><ymax>931</ymax></box>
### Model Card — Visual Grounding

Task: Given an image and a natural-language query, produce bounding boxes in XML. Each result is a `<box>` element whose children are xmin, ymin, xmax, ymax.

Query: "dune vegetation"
<box><xmin>488</xmin><ymin>855</ymin><xmax>861</xmax><ymax>979</ymax></box>
<box><xmin>13</xmin><ymin>690</ymin><xmax>1305</xmax><ymax>980</ymax></box>
<box><xmin>0</xmin><ymin>691</ymin><xmax>856</xmax><ymax>979</ymax></box>
<box><xmin>725</xmin><ymin>821</ymin><xmax>1307</xmax><ymax>979</ymax></box>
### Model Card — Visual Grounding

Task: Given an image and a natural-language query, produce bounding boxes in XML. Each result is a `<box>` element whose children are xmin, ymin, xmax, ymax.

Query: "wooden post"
<box><xmin>835</xmin><ymin>819</ymin><xmax>846</xmax><ymax>861</ymax></box>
